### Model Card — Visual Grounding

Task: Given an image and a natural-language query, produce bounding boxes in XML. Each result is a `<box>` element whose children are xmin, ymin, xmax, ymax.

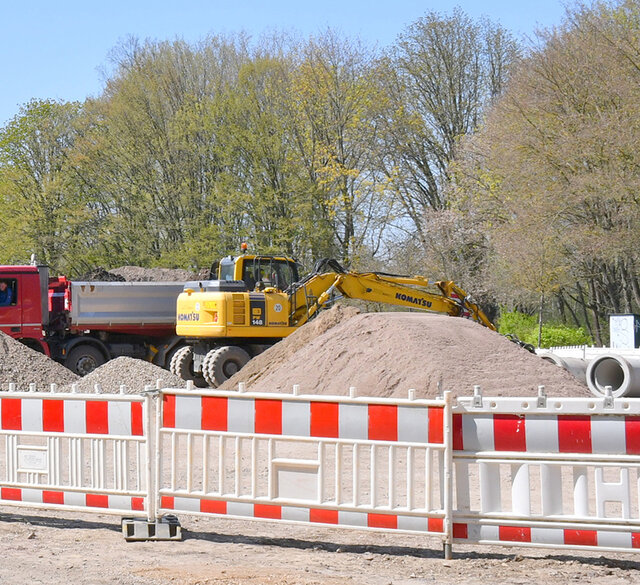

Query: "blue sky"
<box><xmin>0</xmin><ymin>0</ymin><xmax>568</xmax><ymax>128</ymax></box>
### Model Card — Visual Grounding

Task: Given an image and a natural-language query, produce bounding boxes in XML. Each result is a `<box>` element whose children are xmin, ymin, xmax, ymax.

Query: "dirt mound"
<box><xmin>223</xmin><ymin>309</ymin><xmax>590</xmax><ymax>398</ymax></box>
<box><xmin>221</xmin><ymin>304</ymin><xmax>361</xmax><ymax>391</ymax></box>
<box><xmin>109</xmin><ymin>266</ymin><xmax>196</xmax><ymax>282</ymax></box>
<box><xmin>63</xmin><ymin>356</ymin><xmax>186</xmax><ymax>394</ymax></box>
<box><xmin>0</xmin><ymin>332</ymin><xmax>79</xmax><ymax>391</ymax></box>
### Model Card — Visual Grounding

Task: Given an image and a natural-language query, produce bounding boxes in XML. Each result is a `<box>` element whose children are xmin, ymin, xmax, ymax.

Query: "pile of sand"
<box><xmin>222</xmin><ymin>306</ymin><xmax>590</xmax><ymax>398</ymax></box>
<box><xmin>0</xmin><ymin>332</ymin><xmax>79</xmax><ymax>391</ymax></box>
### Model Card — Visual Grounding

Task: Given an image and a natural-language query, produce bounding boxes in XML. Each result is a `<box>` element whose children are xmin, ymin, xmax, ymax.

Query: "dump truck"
<box><xmin>0</xmin><ymin>261</ymin><xmax>185</xmax><ymax>375</ymax></box>
<box><xmin>172</xmin><ymin>248</ymin><xmax>496</xmax><ymax>387</ymax></box>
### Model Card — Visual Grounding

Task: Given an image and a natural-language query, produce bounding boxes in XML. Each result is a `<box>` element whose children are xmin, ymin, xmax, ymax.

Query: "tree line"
<box><xmin>1</xmin><ymin>1</ymin><xmax>638</xmax><ymax>343</ymax></box>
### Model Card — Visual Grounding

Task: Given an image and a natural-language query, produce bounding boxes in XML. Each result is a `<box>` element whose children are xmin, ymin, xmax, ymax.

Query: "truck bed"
<box><xmin>68</xmin><ymin>281</ymin><xmax>185</xmax><ymax>330</ymax></box>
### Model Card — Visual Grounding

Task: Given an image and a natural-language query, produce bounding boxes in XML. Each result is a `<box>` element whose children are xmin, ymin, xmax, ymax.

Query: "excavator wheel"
<box><xmin>169</xmin><ymin>346</ymin><xmax>208</xmax><ymax>388</ymax></box>
<box><xmin>202</xmin><ymin>346</ymin><xmax>251</xmax><ymax>388</ymax></box>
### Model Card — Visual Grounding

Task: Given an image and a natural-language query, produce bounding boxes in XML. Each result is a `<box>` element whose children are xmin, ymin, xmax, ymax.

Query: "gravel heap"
<box><xmin>0</xmin><ymin>333</ymin><xmax>185</xmax><ymax>394</ymax></box>
<box><xmin>77</xmin><ymin>267</ymin><xmax>125</xmax><ymax>281</ymax></box>
<box><xmin>0</xmin><ymin>332</ymin><xmax>79</xmax><ymax>391</ymax></box>
<box><xmin>63</xmin><ymin>356</ymin><xmax>186</xmax><ymax>394</ymax></box>
<box><xmin>108</xmin><ymin>266</ymin><xmax>197</xmax><ymax>282</ymax></box>
<box><xmin>222</xmin><ymin>306</ymin><xmax>590</xmax><ymax>399</ymax></box>
<box><xmin>77</xmin><ymin>265</ymin><xmax>200</xmax><ymax>282</ymax></box>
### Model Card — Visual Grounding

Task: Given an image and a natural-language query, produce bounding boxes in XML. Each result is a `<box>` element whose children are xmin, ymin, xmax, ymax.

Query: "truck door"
<box><xmin>0</xmin><ymin>277</ymin><xmax>22</xmax><ymax>339</ymax></box>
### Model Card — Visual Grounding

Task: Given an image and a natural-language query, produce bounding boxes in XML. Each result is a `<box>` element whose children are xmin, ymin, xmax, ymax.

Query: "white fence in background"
<box><xmin>1</xmin><ymin>384</ymin><xmax>640</xmax><ymax>558</ymax></box>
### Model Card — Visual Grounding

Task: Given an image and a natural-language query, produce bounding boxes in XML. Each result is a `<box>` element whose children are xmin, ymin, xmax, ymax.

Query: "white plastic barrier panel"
<box><xmin>157</xmin><ymin>388</ymin><xmax>452</xmax><ymax>539</ymax></box>
<box><xmin>0</xmin><ymin>391</ymin><xmax>151</xmax><ymax>517</ymax></box>
<box><xmin>452</xmin><ymin>394</ymin><xmax>640</xmax><ymax>552</ymax></box>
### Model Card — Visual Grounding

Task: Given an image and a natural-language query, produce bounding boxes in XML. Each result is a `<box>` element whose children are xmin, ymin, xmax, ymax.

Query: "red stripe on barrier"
<box><xmin>255</xmin><ymin>504</ymin><xmax>282</xmax><ymax>520</ymax></box>
<box><xmin>2</xmin><ymin>398</ymin><xmax>22</xmax><ymax>431</ymax></box>
<box><xmin>310</xmin><ymin>509</ymin><xmax>338</xmax><ymax>524</ymax></box>
<box><xmin>255</xmin><ymin>400</ymin><xmax>282</xmax><ymax>435</ymax></box>
<box><xmin>453</xmin><ymin>414</ymin><xmax>464</xmax><ymax>450</ymax></box>
<box><xmin>625</xmin><ymin>416</ymin><xmax>640</xmax><ymax>455</ymax></box>
<box><xmin>632</xmin><ymin>533</ymin><xmax>640</xmax><ymax>548</ymax></box>
<box><xmin>564</xmin><ymin>529</ymin><xmax>597</xmax><ymax>546</ymax></box>
<box><xmin>42</xmin><ymin>399</ymin><xmax>64</xmax><ymax>432</ymax></box>
<box><xmin>86</xmin><ymin>401</ymin><xmax>109</xmax><ymax>434</ymax></box>
<box><xmin>310</xmin><ymin>402</ymin><xmax>339</xmax><ymax>438</ymax></box>
<box><xmin>493</xmin><ymin>415</ymin><xmax>526</xmax><ymax>451</ymax></box>
<box><xmin>499</xmin><ymin>525</ymin><xmax>531</xmax><ymax>543</ymax></box>
<box><xmin>453</xmin><ymin>523</ymin><xmax>468</xmax><ymax>539</ymax></box>
<box><xmin>201</xmin><ymin>396</ymin><xmax>227</xmax><ymax>431</ymax></box>
<box><xmin>558</xmin><ymin>416</ymin><xmax>592</xmax><ymax>453</ymax></box>
<box><xmin>161</xmin><ymin>496</ymin><xmax>175</xmax><ymax>509</ymax></box>
<box><xmin>428</xmin><ymin>517</ymin><xmax>444</xmax><ymax>533</ymax></box>
<box><xmin>163</xmin><ymin>394</ymin><xmax>176</xmax><ymax>428</ymax></box>
<box><xmin>131</xmin><ymin>497</ymin><xmax>145</xmax><ymax>511</ymax></box>
<box><xmin>201</xmin><ymin>499</ymin><xmax>227</xmax><ymax>514</ymax></box>
<box><xmin>428</xmin><ymin>407</ymin><xmax>444</xmax><ymax>444</ymax></box>
<box><xmin>43</xmin><ymin>490</ymin><xmax>64</xmax><ymax>505</ymax></box>
<box><xmin>1</xmin><ymin>487</ymin><xmax>21</xmax><ymax>501</ymax></box>
<box><xmin>86</xmin><ymin>494</ymin><xmax>109</xmax><ymax>508</ymax></box>
<box><xmin>368</xmin><ymin>405</ymin><xmax>397</xmax><ymax>441</ymax></box>
<box><xmin>131</xmin><ymin>402</ymin><xmax>144</xmax><ymax>436</ymax></box>
<box><xmin>368</xmin><ymin>513</ymin><xmax>397</xmax><ymax>529</ymax></box>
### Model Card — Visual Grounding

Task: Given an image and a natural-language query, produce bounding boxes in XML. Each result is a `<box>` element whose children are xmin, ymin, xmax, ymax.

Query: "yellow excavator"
<box><xmin>170</xmin><ymin>246</ymin><xmax>496</xmax><ymax>387</ymax></box>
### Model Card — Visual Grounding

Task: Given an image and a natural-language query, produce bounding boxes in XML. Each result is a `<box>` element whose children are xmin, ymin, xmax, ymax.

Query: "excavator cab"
<box><xmin>218</xmin><ymin>254</ymin><xmax>299</xmax><ymax>292</ymax></box>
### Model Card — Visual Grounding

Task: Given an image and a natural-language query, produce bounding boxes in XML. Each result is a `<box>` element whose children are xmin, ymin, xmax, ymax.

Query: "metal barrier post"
<box><xmin>443</xmin><ymin>390</ymin><xmax>453</xmax><ymax>560</ymax></box>
<box><xmin>144</xmin><ymin>389</ymin><xmax>156</xmax><ymax>523</ymax></box>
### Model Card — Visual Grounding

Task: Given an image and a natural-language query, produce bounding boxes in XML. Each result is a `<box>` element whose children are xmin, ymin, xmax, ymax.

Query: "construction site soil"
<box><xmin>0</xmin><ymin>302</ymin><xmax>616</xmax><ymax>585</ymax></box>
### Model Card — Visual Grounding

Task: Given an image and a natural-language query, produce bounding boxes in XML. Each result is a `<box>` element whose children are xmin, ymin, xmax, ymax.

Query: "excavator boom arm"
<box><xmin>288</xmin><ymin>269</ymin><xmax>495</xmax><ymax>330</ymax></box>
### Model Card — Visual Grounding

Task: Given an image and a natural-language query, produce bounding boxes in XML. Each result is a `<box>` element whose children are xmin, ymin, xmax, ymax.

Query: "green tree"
<box><xmin>454</xmin><ymin>0</ymin><xmax>640</xmax><ymax>343</ymax></box>
<box><xmin>287</xmin><ymin>32</ymin><xmax>394</xmax><ymax>265</ymax></box>
<box><xmin>380</xmin><ymin>9</ymin><xmax>519</xmax><ymax>240</ymax></box>
<box><xmin>0</xmin><ymin>99</ymin><xmax>89</xmax><ymax>271</ymax></box>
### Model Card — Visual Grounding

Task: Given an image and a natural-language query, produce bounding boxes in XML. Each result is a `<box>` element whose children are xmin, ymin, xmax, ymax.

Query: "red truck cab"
<box><xmin>0</xmin><ymin>264</ymin><xmax>50</xmax><ymax>355</ymax></box>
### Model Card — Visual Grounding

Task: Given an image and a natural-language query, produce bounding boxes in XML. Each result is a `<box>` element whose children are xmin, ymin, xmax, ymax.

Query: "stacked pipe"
<box><xmin>539</xmin><ymin>349</ymin><xmax>640</xmax><ymax>398</ymax></box>
<box><xmin>586</xmin><ymin>354</ymin><xmax>640</xmax><ymax>398</ymax></box>
<box><xmin>539</xmin><ymin>353</ymin><xmax>588</xmax><ymax>386</ymax></box>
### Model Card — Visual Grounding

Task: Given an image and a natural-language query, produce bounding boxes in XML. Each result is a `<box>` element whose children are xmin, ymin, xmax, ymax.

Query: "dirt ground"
<box><xmin>1</xmin><ymin>505</ymin><xmax>639</xmax><ymax>585</ymax></box>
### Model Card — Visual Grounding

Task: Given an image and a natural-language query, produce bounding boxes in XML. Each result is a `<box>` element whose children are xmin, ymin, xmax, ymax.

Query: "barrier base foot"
<box><xmin>443</xmin><ymin>542</ymin><xmax>452</xmax><ymax>560</ymax></box>
<box><xmin>122</xmin><ymin>515</ymin><xmax>182</xmax><ymax>541</ymax></box>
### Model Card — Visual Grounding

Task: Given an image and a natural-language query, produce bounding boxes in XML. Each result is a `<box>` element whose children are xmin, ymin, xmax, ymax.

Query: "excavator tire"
<box><xmin>169</xmin><ymin>346</ymin><xmax>207</xmax><ymax>388</ymax></box>
<box><xmin>202</xmin><ymin>346</ymin><xmax>251</xmax><ymax>388</ymax></box>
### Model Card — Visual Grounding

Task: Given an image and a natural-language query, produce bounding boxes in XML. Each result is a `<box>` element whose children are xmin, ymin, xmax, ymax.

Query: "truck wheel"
<box><xmin>65</xmin><ymin>345</ymin><xmax>106</xmax><ymax>376</ymax></box>
<box><xmin>169</xmin><ymin>346</ymin><xmax>207</xmax><ymax>388</ymax></box>
<box><xmin>203</xmin><ymin>346</ymin><xmax>250</xmax><ymax>388</ymax></box>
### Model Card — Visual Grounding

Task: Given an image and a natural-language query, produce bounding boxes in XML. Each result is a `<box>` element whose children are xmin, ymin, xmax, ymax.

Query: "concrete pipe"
<box><xmin>586</xmin><ymin>354</ymin><xmax>640</xmax><ymax>398</ymax></box>
<box><xmin>539</xmin><ymin>353</ymin><xmax>588</xmax><ymax>385</ymax></box>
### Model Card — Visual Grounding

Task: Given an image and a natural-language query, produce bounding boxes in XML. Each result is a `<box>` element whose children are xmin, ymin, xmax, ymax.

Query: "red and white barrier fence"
<box><xmin>452</xmin><ymin>390</ymin><xmax>640</xmax><ymax>553</ymax></box>
<box><xmin>2</xmin><ymin>383</ymin><xmax>640</xmax><ymax>558</ymax></box>
<box><xmin>0</xmin><ymin>389</ymin><xmax>151</xmax><ymax>518</ymax></box>
<box><xmin>156</xmin><ymin>388</ymin><xmax>451</xmax><ymax>538</ymax></box>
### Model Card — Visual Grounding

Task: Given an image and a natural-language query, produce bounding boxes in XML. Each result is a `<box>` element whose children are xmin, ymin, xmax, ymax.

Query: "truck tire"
<box><xmin>202</xmin><ymin>346</ymin><xmax>250</xmax><ymax>388</ymax></box>
<box><xmin>65</xmin><ymin>345</ymin><xmax>106</xmax><ymax>376</ymax></box>
<box><xmin>169</xmin><ymin>346</ymin><xmax>207</xmax><ymax>388</ymax></box>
